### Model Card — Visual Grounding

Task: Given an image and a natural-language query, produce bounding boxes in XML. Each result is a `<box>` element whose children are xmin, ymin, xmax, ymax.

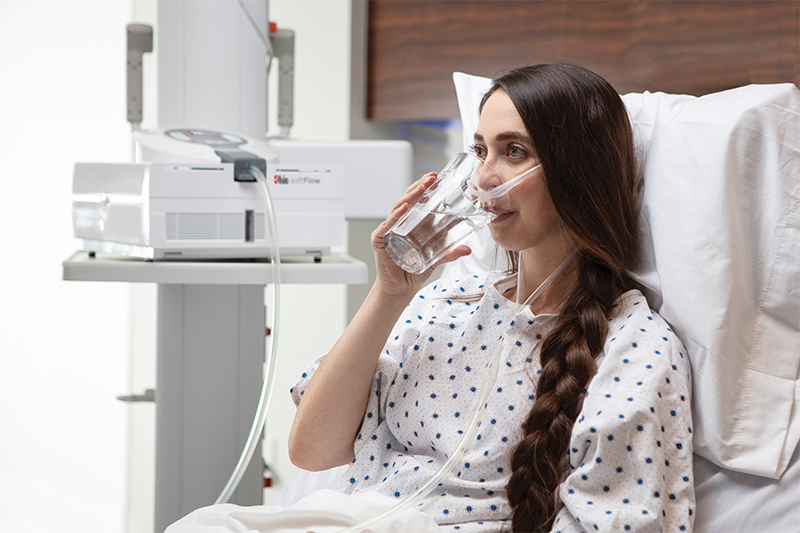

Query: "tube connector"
<box><xmin>215</xmin><ymin>150</ymin><xmax>267</xmax><ymax>182</ymax></box>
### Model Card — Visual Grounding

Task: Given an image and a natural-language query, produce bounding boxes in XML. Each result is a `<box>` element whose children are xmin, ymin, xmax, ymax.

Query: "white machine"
<box><xmin>72</xmin><ymin>128</ymin><xmax>345</xmax><ymax>260</ymax></box>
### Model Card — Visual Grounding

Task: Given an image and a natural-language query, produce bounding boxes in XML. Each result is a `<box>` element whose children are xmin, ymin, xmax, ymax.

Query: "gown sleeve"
<box><xmin>289</xmin><ymin>284</ymin><xmax>435</xmax><ymax>456</ymax></box>
<box><xmin>552</xmin><ymin>299</ymin><xmax>695</xmax><ymax>533</ymax></box>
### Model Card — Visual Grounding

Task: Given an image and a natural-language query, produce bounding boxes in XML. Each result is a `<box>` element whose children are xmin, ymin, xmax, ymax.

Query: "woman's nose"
<box><xmin>475</xmin><ymin>161</ymin><xmax>502</xmax><ymax>190</ymax></box>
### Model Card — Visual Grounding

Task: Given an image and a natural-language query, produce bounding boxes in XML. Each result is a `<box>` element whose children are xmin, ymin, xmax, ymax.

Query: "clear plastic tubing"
<box><xmin>339</xmin><ymin>249</ymin><xmax>579</xmax><ymax>532</ymax></box>
<box><xmin>214</xmin><ymin>164</ymin><xmax>282</xmax><ymax>504</ymax></box>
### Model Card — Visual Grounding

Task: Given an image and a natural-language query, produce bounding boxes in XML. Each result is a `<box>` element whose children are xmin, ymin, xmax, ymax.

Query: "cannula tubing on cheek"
<box><xmin>467</xmin><ymin>163</ymin><xmax>544</xmax><ymax>215</ymax></box>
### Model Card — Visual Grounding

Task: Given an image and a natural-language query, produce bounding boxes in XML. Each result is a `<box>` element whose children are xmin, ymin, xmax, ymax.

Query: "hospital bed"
<box><xmin>276</xmin><ymin>73</ymin><xmax>800</xmax><ymax>532</ymax></box>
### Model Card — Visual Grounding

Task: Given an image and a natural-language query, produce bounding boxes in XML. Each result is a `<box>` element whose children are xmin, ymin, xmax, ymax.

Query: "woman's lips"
<box><xmin>488</xmin><ymin>209</ymin><xmax>513</xmax><ymax>224</ymax></box>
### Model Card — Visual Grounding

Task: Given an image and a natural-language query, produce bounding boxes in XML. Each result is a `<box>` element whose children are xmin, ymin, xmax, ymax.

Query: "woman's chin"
<box><xmin>488</xmin><ymin>224</ymin><xmax>523</xmax><ymax>253</ymax></box>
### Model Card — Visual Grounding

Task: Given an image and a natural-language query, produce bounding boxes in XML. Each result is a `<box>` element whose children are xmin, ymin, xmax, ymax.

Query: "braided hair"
<box><xmin>479</xmin><ymin>65</ymin><xmax>639</xmax><ymax>532</ymax></box>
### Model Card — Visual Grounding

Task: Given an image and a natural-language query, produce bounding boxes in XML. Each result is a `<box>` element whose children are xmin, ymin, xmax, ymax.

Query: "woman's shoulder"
<box><xmin>603</xmin><ymin>288</ymin><xmax>690</xmax><ymax>375</ymax></box>
<box><xmin>609</xmin><ymin>289</ymin><xmax>676</xmax><ymax>337</ymax></box>
<box><xmin>581</xmin><ymin>288</ymin><xmax>693</xmax><ymax>416</ymax></box>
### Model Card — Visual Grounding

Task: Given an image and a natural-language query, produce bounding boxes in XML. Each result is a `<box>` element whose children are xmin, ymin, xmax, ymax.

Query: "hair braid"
<box><xmin>477</xmin><ymin>64</ymin><xmax>638</xmax><ymax>532</ymax></box>
<box><xmin>508</xmin><ymin>258</ymin><xmax>622</xmax><ymax>532</ymax></box>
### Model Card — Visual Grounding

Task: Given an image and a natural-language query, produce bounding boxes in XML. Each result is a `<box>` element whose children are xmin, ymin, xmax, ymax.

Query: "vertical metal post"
<box><xmin>155</xmin><ymin>284</ymin><xmax>264</xmax><ymax>532</ymax></box>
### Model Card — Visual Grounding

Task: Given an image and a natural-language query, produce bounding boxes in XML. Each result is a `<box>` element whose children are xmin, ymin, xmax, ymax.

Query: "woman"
<box><xmin>289</xmin><ymin>64</ymin><xmax>693</xmax><ymax>532</ymax></box>
<box><xmin>169</xmin><ymin>64</ymin><xmax>694</xmax><ymax>533</ymax></box>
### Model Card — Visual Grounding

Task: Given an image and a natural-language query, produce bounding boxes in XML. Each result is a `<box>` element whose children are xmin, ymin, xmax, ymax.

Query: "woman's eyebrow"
<box><xmin>496</xmin><ymin>132</ymin><xmax>529</xmax><ymax>142</ymax></box>
<box><xmin>473</xmin><ymin>131</ymin><xmax>529</xmax><ymax>143</ymax></box>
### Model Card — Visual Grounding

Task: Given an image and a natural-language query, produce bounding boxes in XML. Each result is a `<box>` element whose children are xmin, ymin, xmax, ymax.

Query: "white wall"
<box><xmin>0</xmin><ymin>1</ymin><xmax>132</xmax><ymax>532</ymax></box>
<box><xmin>0</xmin><ymin>0</ymin><xmax>354</xmax><ymax>532</ymax></box>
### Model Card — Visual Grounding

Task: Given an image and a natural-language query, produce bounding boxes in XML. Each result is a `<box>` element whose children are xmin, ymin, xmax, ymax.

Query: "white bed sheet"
<box><xmin>693</xmin><ymin>441</ymin><xmax>800</xmax><ymax>532</ymax></box>
<box><xmin>167</xmin><ymin>488</ymin><xmax>442</xmax><ymax>533</ymax></box>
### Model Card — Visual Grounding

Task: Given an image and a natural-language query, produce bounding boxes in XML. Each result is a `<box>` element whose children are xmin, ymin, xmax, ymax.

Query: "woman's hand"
<box><xmin>371</xmin><ymin>172</ymin><xmax>471</xmax><ymax>297</ymax></box>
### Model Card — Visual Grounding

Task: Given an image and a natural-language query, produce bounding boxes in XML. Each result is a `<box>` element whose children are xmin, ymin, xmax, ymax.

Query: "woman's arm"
<box><xmin>287</xmin><ymin>282</ymin><xmax>414</xmax><ymax>471</ymax></box>
<box><xmin>288</xmin><ymin>173</ymin><xmax>470</xmax><ymax>471</ymax></box>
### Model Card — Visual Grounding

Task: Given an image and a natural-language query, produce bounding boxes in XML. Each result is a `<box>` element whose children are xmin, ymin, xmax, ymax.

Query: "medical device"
<box><xmin>85</xmin><ymin>4</ymin><xmax>410</xmax><ymax>528</ymax></box>
<box><xmin>71</xmin><ymin>126</ymin><xmax>295</xmax><ymax>510</ymax></box>
<box><xmin>72</xmin><ymin>128</ymin><xmax>344</xmax><ymax>260</ymax></box>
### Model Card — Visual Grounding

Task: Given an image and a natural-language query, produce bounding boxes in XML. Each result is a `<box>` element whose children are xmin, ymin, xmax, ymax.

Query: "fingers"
<box><xmin>372</xmin><ymin>201</ymin><xmax>410</xmax><ymax>242</ymax></box>
<box><xmin>405</xmin><ymin>172</ymin><xmax>437</xmax><ymax>194</ymax></box>
<box><xmin>376</xmin><ymin>172</ymin><xmax>438</xmax><ymax>242</ymax></box>
<box><xmin>391</xmin><ymin>173</ymin><xmax>437</xmax><ymax>212</ymax></box>
<box><xmin>418</xmin><ymin>245</ymin><xmax>471</xmax><ymax>277</ymax></box>
<box><xmin>439</xmin><ymin>245</ymin><xmax>472</xmax><ymax>265</ymax></box>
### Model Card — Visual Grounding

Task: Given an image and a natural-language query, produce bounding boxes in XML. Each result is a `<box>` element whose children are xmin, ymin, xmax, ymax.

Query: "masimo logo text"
<box><xmin>273</xmin><ymin>173</ymin><xmax>322</xmax><ymax>185</ymax></box>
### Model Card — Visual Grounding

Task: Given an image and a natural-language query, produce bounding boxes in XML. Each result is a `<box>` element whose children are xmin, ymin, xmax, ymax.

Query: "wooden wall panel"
<box><xmin>367</xmin><ymin>0</ymin><xmax>800</xmax><ymax>121</ymax></box>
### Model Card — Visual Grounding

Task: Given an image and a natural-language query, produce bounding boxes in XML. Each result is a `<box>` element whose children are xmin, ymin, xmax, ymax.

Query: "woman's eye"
<box><xmin>470</xmin><ymin>144</ymin><xmax>487</xmax><ymax>159</ymax></box>
<box><xmin>508</xmin><ymin>145</ymin><xmax>526</xmax><ymax>158</ymax></box>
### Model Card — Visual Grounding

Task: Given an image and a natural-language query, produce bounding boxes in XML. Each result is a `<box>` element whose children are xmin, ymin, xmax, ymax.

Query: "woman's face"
<box><xmin>473</xmin><ymin>89</ymin><xmax>566</xmax><ymax>253</ymax></box>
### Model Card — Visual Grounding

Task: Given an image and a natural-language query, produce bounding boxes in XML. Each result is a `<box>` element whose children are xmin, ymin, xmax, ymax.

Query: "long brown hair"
<box><xmin>479</xmin><ymin>65</ymin><xmax>639</xmax><ymax>532</ymax></box>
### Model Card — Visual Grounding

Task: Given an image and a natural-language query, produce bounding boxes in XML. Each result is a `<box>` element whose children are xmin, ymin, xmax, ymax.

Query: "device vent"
<box><xmin>165</xmin><ymin>213</ymin><xmax>264</xmax><ymax>240</ymax></box>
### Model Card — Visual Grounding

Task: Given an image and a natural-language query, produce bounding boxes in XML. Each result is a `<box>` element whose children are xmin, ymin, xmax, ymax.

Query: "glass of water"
<box><xmin>383</xmin><ymin>152</ymin><xmax>499</xmax><ymax>274</ymax></box>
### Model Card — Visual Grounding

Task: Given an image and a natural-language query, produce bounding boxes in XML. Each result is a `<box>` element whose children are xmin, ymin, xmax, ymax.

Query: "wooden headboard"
<box><xmin>366</xmin><ymin>0</ymin><xmax>800</xmax><ymax>121</ymax></box>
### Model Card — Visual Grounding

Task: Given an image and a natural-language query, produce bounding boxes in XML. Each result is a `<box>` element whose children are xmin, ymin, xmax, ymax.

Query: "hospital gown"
<box><xmin>291</xmin><ymin>273</ymin><xmax>695</xmax><ymax>532</ymax></box>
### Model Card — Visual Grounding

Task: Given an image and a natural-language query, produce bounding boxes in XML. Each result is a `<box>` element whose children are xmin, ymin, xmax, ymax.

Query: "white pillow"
<box><xmin>449</xmin><ymin>71</ymin><xmax>800</xmax><ymax>479</ymax></box>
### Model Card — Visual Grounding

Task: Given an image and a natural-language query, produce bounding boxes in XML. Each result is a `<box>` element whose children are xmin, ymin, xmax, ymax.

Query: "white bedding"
<box><xmin>693</xmin><ymin>441</ymin><xmax>800</xmax><ymax>531</ymax></box>
<box><xmin>166</xmin><ymin>488</ymin><xmax>442</xmax><ymax>533</ymax></box>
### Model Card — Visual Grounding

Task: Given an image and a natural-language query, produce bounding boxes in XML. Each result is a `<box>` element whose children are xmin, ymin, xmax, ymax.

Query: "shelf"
<box><xmin>62</xmin><ymin>251</ymin><xmax>368</xmax><ymax>285</ymax></box>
